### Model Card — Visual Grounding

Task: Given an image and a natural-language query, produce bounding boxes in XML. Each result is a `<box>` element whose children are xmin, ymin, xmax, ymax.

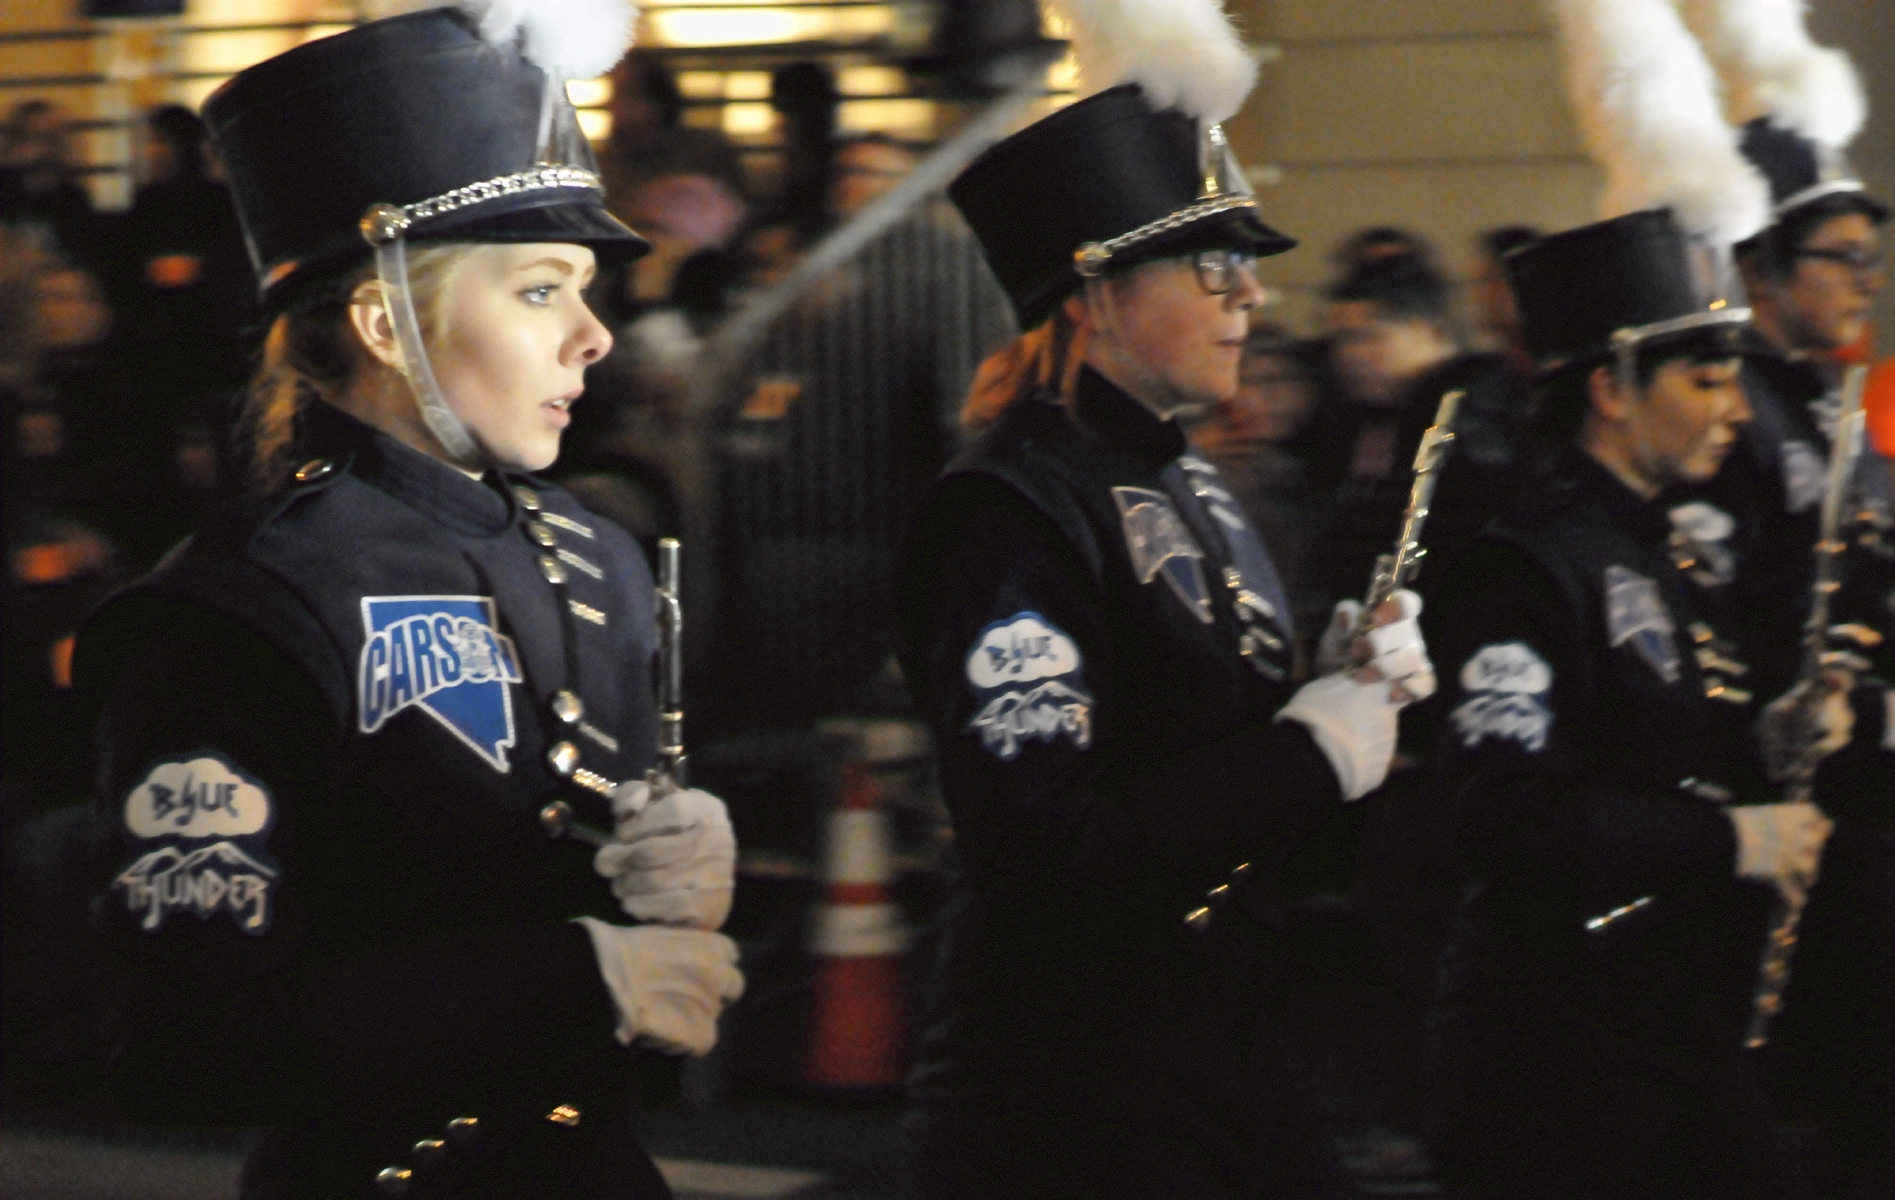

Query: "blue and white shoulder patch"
<box><xmin>963</xmin><ymin>612</ymin><xmax>1094</xmax><ymax>761</ymax></box>
<box><xmin>1451</xmin><ymin>642</ymin><xmax>1553</xmax><ymax>752</ymax></box>
<box><xmin>1604</xmin><ymin>565</ymin><xmax>1680</xmax><ymax>683</ymax></box>
<box><xmin>359</xmin><ymin>595</ymin><xmax>524</xmax><ymax>771</ymax></box>
<box><xmin>113</xmin><ymin>752</ymin><xmax>278</xmax><ymax>935</ymax></box>
<box><xmin>1112</xmin><ymin>486</ymin><xmax>1212</xmax><ymax>624</ymax></box>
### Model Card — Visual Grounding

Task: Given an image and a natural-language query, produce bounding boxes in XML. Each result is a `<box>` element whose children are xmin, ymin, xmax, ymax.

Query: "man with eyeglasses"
<box><xmin>1691</xmin><ymin>116</ymin><xmax>1895</xmax><ymax>1200</ymax></box>
<box><xmin>894</xmin><ymin>17</ymin><xmax>1436</xmax><ymax>1192</ymax></box>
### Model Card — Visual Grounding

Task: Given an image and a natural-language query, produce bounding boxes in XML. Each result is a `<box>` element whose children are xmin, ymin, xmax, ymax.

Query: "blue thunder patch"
<box><xmin>963</xmin><ymin>612</ymin><xmax>1094</xmax><ymax>761</ymax></box>
<box><xmin>359</xmin><ymin>595</ymin><xmax>524</xmax><ymax>771</ymax></box>
<box><xmin>114</xmin><ymin>750</ymin><xmax>279</xmax><ymax>935</ymax></box>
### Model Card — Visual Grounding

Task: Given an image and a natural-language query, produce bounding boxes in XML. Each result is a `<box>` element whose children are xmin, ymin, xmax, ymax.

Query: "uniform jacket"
<box><xmin>1676</xmin><ymin>336</ymin><xmax>1895</xmax><ymax>1189</ymax></box>
<box><xmin>1422</xmin><ymin>450</ymin><xmax>1784</xmax><ymax>1200</ymax></box>
<box><xmin>75</xmin><ymin>403</ymin><xmax>671</xmax><ymax>1200</ymax></box>
<box><xmin>896</xmin><ymin>369</ymin><xmax>1341</xmax><ymax>1198</ymax></box>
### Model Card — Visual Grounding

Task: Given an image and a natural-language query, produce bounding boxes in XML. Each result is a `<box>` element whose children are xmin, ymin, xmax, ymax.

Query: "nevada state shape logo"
<box><xmin>358</xmin><ymin>595</ymin><xmax>524</xmax><ymax>771</ymax></box>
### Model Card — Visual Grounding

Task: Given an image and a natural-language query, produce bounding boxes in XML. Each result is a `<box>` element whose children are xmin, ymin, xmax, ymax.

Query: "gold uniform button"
<box><xmin>444</xmin><ymin>1116</ymin><xmax>480</xmax><ymax>1148</ymax></box>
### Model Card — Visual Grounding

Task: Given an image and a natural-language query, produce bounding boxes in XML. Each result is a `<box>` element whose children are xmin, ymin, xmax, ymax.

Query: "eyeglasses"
<box><xmin>1194</xmin><ymin>249</ymin><xmax>1261</xmax><ymax>296</ymax></box>
<box><xmin>1794</xmin><ymin>246</ymin><xmax>1885</xmax><ymax>276</ymax></box>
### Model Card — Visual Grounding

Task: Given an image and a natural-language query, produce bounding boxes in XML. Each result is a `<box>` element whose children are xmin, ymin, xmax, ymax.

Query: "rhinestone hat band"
<box><xmin>1073</xmin><ymin>195</ymin><xmax>1259</xmax><ymax>278</ymax></box>
<box><xmin>1606</xmin><ymin>306</ymin><xmax>1752</xmax><ymax>353</ymax></box>
<box><xmin>1772</xmin><ymin>178</ymin><xmax>1867</xmax><ymax>219</ymax></box>
<box><xmin>360</xmin><ymin>166</ymin><xmax>602</xmax><ymax>247</ymax></box>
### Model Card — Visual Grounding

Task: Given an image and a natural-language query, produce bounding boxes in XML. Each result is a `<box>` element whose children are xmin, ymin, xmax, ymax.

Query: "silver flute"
<box><xmin>1746</xmin><ymin>365</ymin><xmax>1868</xmax><ymax>1049</ymax></box>
<box><xmin>1184</xmin><ymin>391</ymin><xmax>1464</xmax><ymax>935</ymax></box>
<box><xmin>540</xmin><ymin>538</ymin><xmax>686</xmax><ymax>847</ymax></box>
<box><xmin>1361</xmin><ymin>388</ymin><xmax>1465</xmax><ymax>620</ymax></box>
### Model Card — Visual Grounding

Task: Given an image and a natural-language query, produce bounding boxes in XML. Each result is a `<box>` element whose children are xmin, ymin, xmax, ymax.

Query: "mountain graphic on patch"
<box><xmin>114</xmin><ymin>840</ymin><xmax>278</xmax><ymax>934</ymax></box>
<box><xmin>358</xmin><ymin>595</ymin><xmax>524</xmax><ymax>770</ymax></box>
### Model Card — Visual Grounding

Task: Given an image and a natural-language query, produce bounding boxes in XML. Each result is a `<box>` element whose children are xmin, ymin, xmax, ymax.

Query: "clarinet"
<box><xmin>1361</xmin><ymin>388</ymin><xmax>1466</xmax><ymax>620</ymax></box>
<box><xmin>1745</xmin><ymin>365</ymin><xmax>1869</xmax><ymax>1049</ymax></box>
<box><xmin>540</xmin><ymin>538</ymin><xmax>687</xmax><ymax>846</ymax></box>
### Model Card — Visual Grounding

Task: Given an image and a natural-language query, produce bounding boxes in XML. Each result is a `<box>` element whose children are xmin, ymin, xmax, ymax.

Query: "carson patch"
<box><xmin>1451</xmin><ymin>641</ymin><xmax>1553</xmax><ymax>752</ymax></box>
<box><xmin>964</xmin><ymin>612</ymin><xmax>1094</xmax><ymax>761</ymax></box>
<box><xmin>1605</xmin><ymin>565</ymin><xmax>1681</xmax><ymax>683</ymax></box>
<box><xmin>359</xmin><ymin>595</ymin><xmax>524</xmax><ymax>771</ymax></box>
<box><xmin>114</xmin><ymin>751</ymin><xmax>278</xmax><ymax>935</ymax></box>
<box><xmin>1112</xmin><ymin>486</ymin><xmax>1212</xmax><ymax>624</ymax></box>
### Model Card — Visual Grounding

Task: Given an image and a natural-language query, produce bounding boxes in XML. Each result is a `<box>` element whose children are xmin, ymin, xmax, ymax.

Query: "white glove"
<box><xmin>1276</xmin><ymin>673</ymin><xmax>1399</xmax><ymax>801</ymax></box>
<box><xmin>575</xmin><ymin>917</ymin><xmax>745</xmax><ymax>1057</ymax></box>
<box><xmin>594</xmin><ymin>785</ymin><xmax>736</xmax><ymax>931</ymax></box>
<box><xmin>1728</xmin><ymin>802</ymin><xmax>1834</xmax><ymax>906</ymax></box>
<box><xmin>1277</xmin><ymin>590</ymin><xmax>1434</xmax><ymax>801</ymax></box>
<box><xmin>1315</xmin><ymin>599</ymin><xmax>1363</xmax><ymax>677</ymax></box>
<box><xmin>1314</xmin><ymin>591</ymin><xmax>1437</xmax><ymax>701</ymax></box>
<box><xmin>1757</xmin><ymin>674</ymin><xmax>1856</xmax><ymax>782</ymax></box>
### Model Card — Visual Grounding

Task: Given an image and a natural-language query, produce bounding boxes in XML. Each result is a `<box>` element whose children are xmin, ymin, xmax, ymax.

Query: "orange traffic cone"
<box><xmin>803</xmin><ymin>756</ymin><xmax>909</xmax><ymax>1090</ymax></box>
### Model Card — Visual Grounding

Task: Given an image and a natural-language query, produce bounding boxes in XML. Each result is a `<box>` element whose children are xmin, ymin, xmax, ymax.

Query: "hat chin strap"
<box><xmin>372</xmin><ymin>234</ymin><xmax>485</xmax><ymax>470</ymax></box>
<box><xmin>1080</xmin><ymin>274</ymin><xmax>1203</xmax><ymax>419</ymax></box>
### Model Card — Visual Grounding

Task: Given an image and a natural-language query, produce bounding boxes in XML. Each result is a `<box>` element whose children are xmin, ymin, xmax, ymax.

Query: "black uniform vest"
<box><xmin>77</xmin><ymin>404</ymin><xmax>660</xmax><ymax>941</ymax></box>
<box><xmin>942</xmin><ymin>380</ymin><xmax>1299</xmax><ymax>769</ymax></box>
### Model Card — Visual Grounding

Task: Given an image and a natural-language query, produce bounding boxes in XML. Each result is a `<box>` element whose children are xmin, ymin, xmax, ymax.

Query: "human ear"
<box><xmin>346</xmin><ymin>280</ymin><xmax>403</xmax><ymax>370</ymax></box>
<box><xmin>1585</xmin><ymin>363</ymin><xmax>1629</xmax><ymax>422</ymax></box>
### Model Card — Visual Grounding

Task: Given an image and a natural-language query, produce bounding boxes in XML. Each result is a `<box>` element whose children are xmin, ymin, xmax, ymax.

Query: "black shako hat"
<box><xmin>1737</xmin><ymin>117</ymin><xmax>1889</xmax><ymax>227</ymax></box>
<box><xmin>1505</xmin><ymin>208</ymin><xmax>1747</xmax><ymax>378</ymax></box>
<box><xmin>205</xmin><ymin>7</ymin><xmax>647</xmax><ymax>307</ymax></box>
<box><xmin>950</xmin><ymin>84</ymin><xmax>1295</xmax><ymax>329</ymax></box>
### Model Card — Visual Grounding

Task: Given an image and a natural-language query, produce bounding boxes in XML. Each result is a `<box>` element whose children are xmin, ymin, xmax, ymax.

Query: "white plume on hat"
<box><xmin>1679</xmin><ymin>0</ymin><xmax>1866</xmax><ymax>148</ymax></box>
<box><xmin>1551</xmin><ymin>0</ymin><xmax>1769</xmax><ymax>246</ymax></box>
<box><xmin>382</xmin><ymin>0</ymin><xmax>639</xmax><ymax>77</ymax></box>
<box><xmin>1041</xmin><ymin>0</ymin><xmax>1258</xmax><ymax>124</ymax></box>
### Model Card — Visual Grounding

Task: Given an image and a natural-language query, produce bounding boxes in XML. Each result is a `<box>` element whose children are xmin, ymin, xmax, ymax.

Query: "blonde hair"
<box><xmin>962</xmin><ymin>302</ymin><xmax>1089</xmax><ymax>433</ymax></box>
<box><xmin>243</xmin><ymin>243</ymin><xmax>482</xmax><ymax>490</ymax></box>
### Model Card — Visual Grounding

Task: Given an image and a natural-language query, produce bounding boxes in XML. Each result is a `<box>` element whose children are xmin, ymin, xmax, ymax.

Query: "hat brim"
<box><xmin>416</xmin><ymin>193</ymin><xmax>651</xmax><ymax>265</ymax></box>
<box><xmin>1534</xmin><ymin>318</ymin><xmax>1747</xmax><ymax>381</ymax></box>
<box><xmin>1015</xmin><ymin>205</ymin><xmax>1296</xmax><ymax>330</ymax></box>
<box><xmin>263</xmin><ymin>192</ymin><xmax>649</xmax><ymax>311</ymax></box>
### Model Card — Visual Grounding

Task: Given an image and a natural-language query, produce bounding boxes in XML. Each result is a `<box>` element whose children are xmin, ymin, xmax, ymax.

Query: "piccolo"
<box><xmin>1360</xmin><ymin>388</ymin><xmax>1465</xmax><ymax>622</ymax></box>
<box><xmin>1745</xmin><ymin>366</ymin><xmax>1868</xmax><ymax>1049</ymax></box>
<box><xmin>539</xmin><ymin>538</ymin><xmax>687</xmax><ymax>847</ymax></box>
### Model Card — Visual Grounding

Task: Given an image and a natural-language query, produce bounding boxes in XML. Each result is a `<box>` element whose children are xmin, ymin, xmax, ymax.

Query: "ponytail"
<box><xmin>239</xmin><ymin>244</ymin><xmax>480</xmax><ymax>490</ymax></box>
<box><xmin>962</xmin><ymin>303</ymin><xmax>1088</xmax><ymax>433</ymax></box>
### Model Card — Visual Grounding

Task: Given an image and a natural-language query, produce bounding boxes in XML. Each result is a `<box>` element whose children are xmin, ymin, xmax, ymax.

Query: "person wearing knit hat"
<box><xmin>72</xmin><ymin>5</ymin><xmax>744</xmax><ymax>1196</ymax></box>
<box><xmin>895</xmin><ymin>2</ymin><xmax>1438</xmax><ymax>1194</ymax></box>
<box><xmin>1418</xmin><ymin>2</ymin><xmax>1879</xmax><ymax>1196</ymax></box>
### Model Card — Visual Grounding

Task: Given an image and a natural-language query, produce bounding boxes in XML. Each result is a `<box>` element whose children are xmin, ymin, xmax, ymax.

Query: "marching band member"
<box><xmin>897</xmin><ymin>2</ymin><xmax>1435</xmax><ymax>1194</ymax></box>
<box><xmin>76</xmin><ymin>5</ymin><xmax>739</xmax><ymax>1196</ymax></box>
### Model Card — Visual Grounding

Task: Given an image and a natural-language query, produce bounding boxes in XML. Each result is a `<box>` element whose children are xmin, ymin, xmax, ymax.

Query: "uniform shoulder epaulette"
<box><xmin>180</xmin><ymin>453</ymin><xmax>354</xmax><ymax>560</ymax></box>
